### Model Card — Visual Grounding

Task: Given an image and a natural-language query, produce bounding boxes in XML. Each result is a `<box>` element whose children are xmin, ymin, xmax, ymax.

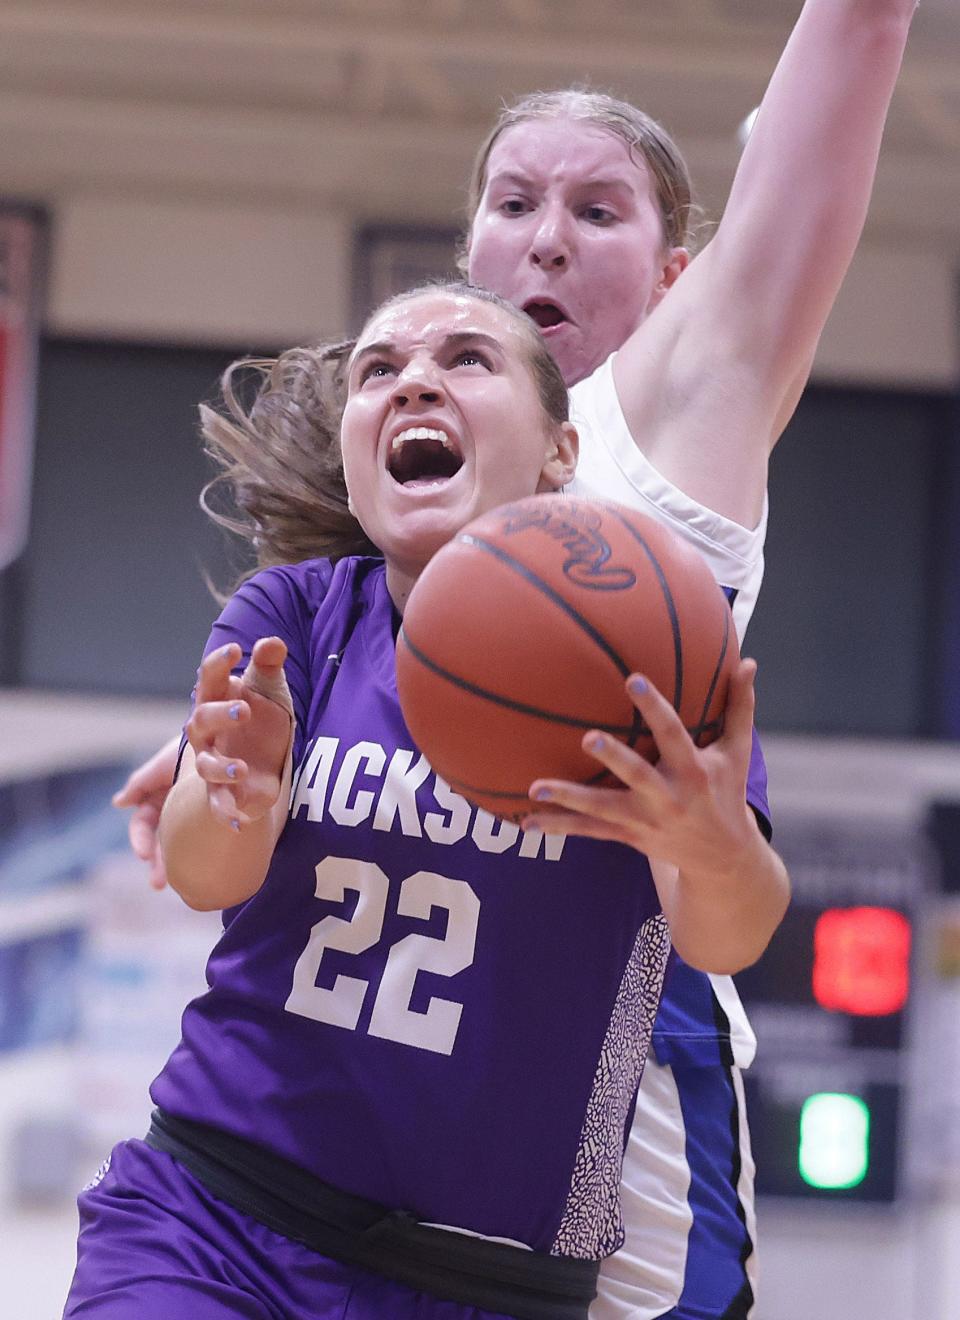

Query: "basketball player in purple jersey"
<box><xmin>113</xmin><ymin>3</ymin><xmax>915</xmax><ymax>1313</ymax></box>
<box><xmin>66</xmin><ymin>283</ymin><xmax>789</xmax><ymax>1320</ymax></box>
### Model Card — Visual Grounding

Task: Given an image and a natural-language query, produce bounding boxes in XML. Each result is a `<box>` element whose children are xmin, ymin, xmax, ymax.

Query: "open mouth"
<box><xmin>388</xmin><ymin>426</ymin><xmax>464</xmax><ymax>486</ymax></box>
<box><xmin>523</xmin><ymin>300</ymin><xmax>568</xmax><ymax>331</ymax></box>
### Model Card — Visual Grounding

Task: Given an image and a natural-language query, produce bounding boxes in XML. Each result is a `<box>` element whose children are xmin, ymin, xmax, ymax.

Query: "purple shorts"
<box><xmin>63</xmin><ymin>1139</ymin><xmax>514</xmax><ymax>1320</ymax></box>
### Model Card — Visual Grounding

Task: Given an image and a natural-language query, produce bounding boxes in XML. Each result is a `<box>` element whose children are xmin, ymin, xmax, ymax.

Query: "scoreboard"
<box><xmin>735</xmin><ymin>814</ymin><xmax>927</xmax><ymax>1203</ymax></box>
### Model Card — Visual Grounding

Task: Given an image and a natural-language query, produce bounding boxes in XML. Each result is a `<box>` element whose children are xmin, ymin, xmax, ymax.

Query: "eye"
<box><xmin>581</xmin><ymin>205</ymin><xmax>616</xmax><ymax>225</ymax></box>
<box><xmin>451</xmin><ymin>348</ymin><xmax>492</xmax><ymax>370</ymax></box>
<box><xmin>359</xmin><ymin>359</ymin><xmax>396</xmax><ymax>384</ymax></box>
<box><xmin>499</xmin><ymin>197</ymin><xmax>531</xmax><ymax>217</ymax></box>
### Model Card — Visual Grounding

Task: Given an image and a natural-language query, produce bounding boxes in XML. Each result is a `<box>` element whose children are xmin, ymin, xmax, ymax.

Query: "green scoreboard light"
<box><xmin>735</xmin><ymin>818</ymin><xmax>925</xmax><ymax>1203</ymax></box>
<box><xmin>798</xmin><ymin>1092</ymin><xmax>870</xmax><ymax>1190</ymax></box>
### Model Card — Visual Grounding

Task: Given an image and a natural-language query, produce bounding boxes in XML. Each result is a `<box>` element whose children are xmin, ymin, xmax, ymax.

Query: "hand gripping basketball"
<box><xmin>523</xmin><ymin>658</ymin><xmax>761</xmax><ymax>879</ymax></box>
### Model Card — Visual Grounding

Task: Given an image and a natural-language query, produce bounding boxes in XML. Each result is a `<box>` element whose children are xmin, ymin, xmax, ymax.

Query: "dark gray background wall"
<box><xmin>746</xmin><ymin>386</ymin><xmax>950</xmax><ymax>737</ymax></box>
<box><xmin>0</xmin><ymin>335</ymin><xmax>954</xmax><ymax>739</ymax></box>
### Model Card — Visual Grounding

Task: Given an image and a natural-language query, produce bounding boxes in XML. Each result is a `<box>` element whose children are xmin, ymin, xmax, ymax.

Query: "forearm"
<box><xmin>159</xmin><ymin>758</ymin><xmax>288</xmax><ymax>911</ymax></box>
<box><xmin>707</xmin><ymin>0</ymin><xmax>915</xmax><ymax>365</ymax></box>
<box><xmin>654</xmin><ymin>812</ymin><xmax>790</xmax><ymax>975</ymax></box>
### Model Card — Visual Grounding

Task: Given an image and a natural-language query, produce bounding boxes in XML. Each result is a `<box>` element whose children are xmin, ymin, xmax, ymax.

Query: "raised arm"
<box><xmin>616</xmin><ymin>0</ymin><xmax>916</xmax><ymax>525</ymax></box>
<box><xmin>159</xmin><ymin>638</ymin><xmax>295</xmax><ymax>911</ymax></box>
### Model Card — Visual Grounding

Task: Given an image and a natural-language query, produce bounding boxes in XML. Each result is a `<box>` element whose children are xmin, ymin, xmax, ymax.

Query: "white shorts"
<box><xmin>592</xmin><ymin>1056</ymin><xmax>758</xmax><ymax>1320</ymax></box>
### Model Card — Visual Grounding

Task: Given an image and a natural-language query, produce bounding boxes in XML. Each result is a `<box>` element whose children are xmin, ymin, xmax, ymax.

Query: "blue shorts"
<box><xmin>64</xmin><ymin>1139</ymin><xmax>514</xmax><ymax>1320</ymax></box>
<box><xmin>593</xmin><ymin>1059</ymin><xmax>756</xmax><ymax>1320</ymax></box>
<box><xmin>666</xmin><ymin>1062</ymin><xmax>754</xmax><ymax>1319</ymax></box>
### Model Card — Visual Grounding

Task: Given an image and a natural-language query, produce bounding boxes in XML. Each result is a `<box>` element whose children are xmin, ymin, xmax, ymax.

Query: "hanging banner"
<box><xmin>0</xmin><ymin>205</ymin><xmax>45</xmax><ymax>571</ymax></box>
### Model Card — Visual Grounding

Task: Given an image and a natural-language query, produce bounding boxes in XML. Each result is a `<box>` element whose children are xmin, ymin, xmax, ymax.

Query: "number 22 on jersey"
<box><xmin>285</xmin><ymin>856</ymin><xmax>480</xmax><ymax>1056</ymax></box>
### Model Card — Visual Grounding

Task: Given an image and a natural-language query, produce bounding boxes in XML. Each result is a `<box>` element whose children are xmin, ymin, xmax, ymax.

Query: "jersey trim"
<box><xmin>566</xmin><ymin>354</ymin><xmax>766</xmax><ymax>643</ymax></box>
<box><xmin>567</xmin><ymin>354</ymin><xmax>767</xmax><ymax>577</ymax></box>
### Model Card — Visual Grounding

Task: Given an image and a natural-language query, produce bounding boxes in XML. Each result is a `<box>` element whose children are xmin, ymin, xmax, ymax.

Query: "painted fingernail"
<box><xmin>587</xmin><ymin>734</ymin><xmax>606</xmax><ymax>752</ymax></box>
<box><xmin>532</xmin><ymin>786</ymin><xmax>552</xmax><ymax>801</ymax></box>
<box><xmin>229</xmin><ymin>703</ymin><xmax>241</xmax><ymax>720</ymax></box>
<box><xmin>230</xmin><ymin>818</ymin><xmax>241</xmax><ymax>832</ymax></box>
<box><xmin>226</xmin><ymin>763</ymin><xmax>237</xmax><ymax>779</ymax></box>
<box><xmin>628</xmin><ymin>676</ymin><xmax>648</xmax><ymax>697</ymax></box>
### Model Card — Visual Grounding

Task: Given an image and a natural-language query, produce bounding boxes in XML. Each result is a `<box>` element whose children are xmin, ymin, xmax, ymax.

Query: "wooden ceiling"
<box><xmin>0</xmin><ymin>0</ymin><xmax>957</xmax><ymax>243</ymax></box>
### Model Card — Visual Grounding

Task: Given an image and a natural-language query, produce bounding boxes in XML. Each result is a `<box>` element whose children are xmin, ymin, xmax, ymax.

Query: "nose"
<box><xmin>530</xmin><ymin>204</ymin><xmax>570</xmax><ymax>269</ymax></box>
<box><xmin>390</xmin><ymin>360</ymin><xmax>446</xmax><ymax>411</ymax></box>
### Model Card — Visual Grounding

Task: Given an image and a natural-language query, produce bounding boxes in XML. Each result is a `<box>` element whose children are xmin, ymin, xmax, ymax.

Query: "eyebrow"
<box><xmin>352</xmin><ymin>329</ymin><xmax>507</xmax><ymax>365</ymax></box>
<box><xmin>488</xmin><ymin>170</ymin><xmax>639</xmax><ymax>197</ymax></box>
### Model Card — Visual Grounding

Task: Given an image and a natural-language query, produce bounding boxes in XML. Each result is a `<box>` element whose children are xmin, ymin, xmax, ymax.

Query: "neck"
<box><xmin>385</xmin><ymin>562</ymin><xmax>417</xmax><ymax>615</ymax></box>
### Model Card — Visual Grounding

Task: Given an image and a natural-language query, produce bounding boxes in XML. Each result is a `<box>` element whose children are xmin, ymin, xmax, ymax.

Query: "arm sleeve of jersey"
<box><xmin>194</xmin><ymin>562</ymin><xmax>333</xmax><ymax>768</ymax></box>
<box><xmin>746</xmin><ymin>726</ymin><xmax>772</xmax><ymax>841</ymax></box>
<box><xmin>567</xmin><ymin>358</ymin><xmax>767</xmax><ymax>643</ymax></box>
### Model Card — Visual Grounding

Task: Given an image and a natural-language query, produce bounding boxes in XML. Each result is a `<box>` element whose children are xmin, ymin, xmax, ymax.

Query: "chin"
<box><xmin>548</xmin><ymin>338</ymin><xmax>595</xmax><ymax>389</ymax></box>
<box><xmin>385</xmin><ymin>513</ymin><xmax>464</xmax><ymax>567</ymax></box>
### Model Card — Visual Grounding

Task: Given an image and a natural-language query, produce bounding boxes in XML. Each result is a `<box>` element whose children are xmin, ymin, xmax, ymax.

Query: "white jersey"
<box><xmin>568</xmin><ymin>354</ymin><xmax>767</xmax><ymax>1319</ymax></box>
<box><xmin>567</xmin><ymin>353</ymin><xmax>767</xmax><ymax>647</ymax></box>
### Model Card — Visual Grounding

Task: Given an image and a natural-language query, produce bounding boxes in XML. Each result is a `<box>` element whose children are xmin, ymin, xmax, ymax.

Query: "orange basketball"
<box><xmin>395</xmin><ymin>495</ymin><xmax>738</xmax><ymax>821</ymax></box>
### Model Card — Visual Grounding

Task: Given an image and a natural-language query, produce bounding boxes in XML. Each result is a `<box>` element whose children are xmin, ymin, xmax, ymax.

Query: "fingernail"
<box><xmin>587</xmin><ymin>733</ymin><xmax>606</xmax><ymax>752</ymax></box>
<box><xmin>221</xmin><ymin>644</ymin><xmax>234</xmax><ymax>658</ymax></box>
<box><xmin>226</xmin><ymin>763</ymin><xmax>237</xmax><ymax>779</ymax></box>
<box><xmin>532</xmin><ymin>786</ymin><xmax>552</xmax><ymax>802</ymax></box>
<box><xmin>230</xmin><ymin>818</ymin><xmax>241</xmax><ymax>832</ymax></box>
<box><xmin>229</xmin><ymin>703</ymin><xmax>241</xmax><ymax>720</ymax></box>
<box><xmin>628</xmin><ymin>676</ymin><xmax>648</xmax><ymax>697</ymax></box>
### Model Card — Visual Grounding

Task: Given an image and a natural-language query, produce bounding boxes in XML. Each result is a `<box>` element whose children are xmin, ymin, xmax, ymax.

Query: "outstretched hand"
<box><xmin>186</xmin><ymin>637</ymin><xmax>295</xmax><ymax>831</ymax></box>
<box><xmin>524</xmin><ymin>659</ymin><xmax>760</xmax><ymax>882</ymax></box>
<box><xmin>112</xmin><ymin>736</ymin><xmax>181</xmax><ymax>890</ymax></box>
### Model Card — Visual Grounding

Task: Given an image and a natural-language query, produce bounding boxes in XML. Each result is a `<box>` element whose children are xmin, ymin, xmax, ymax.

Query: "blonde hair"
<box><xmin>463</xmin><ymin>87</ymin><xmax>696</xmax><ymax>257</ymax></box>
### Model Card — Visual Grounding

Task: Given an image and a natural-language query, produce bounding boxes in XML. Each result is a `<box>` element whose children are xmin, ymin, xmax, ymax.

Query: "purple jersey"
<box><xmin>153</xmin><ymin>556</ymin><xmax>672</xmax><ymax>1260</ymax></box>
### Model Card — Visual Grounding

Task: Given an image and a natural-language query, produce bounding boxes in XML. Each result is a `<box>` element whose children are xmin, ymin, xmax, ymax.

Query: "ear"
<box><xmin>647</xmin><ymin>246</ymin><xmax>690</xmax><ymax>313</ymax></box>
<box><xmin>538</xmin><ymin>421</ymin><xmax>579</xmax><ymax>491</ymax></box>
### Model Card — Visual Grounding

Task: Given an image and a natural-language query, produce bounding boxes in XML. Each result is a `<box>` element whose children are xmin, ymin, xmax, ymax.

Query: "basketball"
<box><xmin>395</xmin><ymin>495</ymin><xmax>739</xmax><ymax>820</ymax></box>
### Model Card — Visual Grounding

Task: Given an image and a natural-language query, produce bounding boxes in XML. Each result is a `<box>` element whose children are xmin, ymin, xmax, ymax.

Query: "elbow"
<box><xmin>704</xmin><ymin>922</ymin><xmax>783</xmax><ymax>977</ymax></box>
<box><xmin>161</xmin><ymin>853</ymin><xmax>222</xmax><ymax>911</ymax></box>
<box><xmin>675</xmin><ymin>941</ymin><xmax>768</xmax><ymax>978</ymax></box>
<box><xmin>169</xmin><ymin>879</ymin><xmax>228</xmax><ymax>913</ymax></box>
<box><xmin>164</xmin><ymin>850</ymin><xmax>265</xmax><ymax>912</ymax></box>
<box><xmin>672</xmin><ymin>860</ymin><xmax>791</xmax><ymax>976</ymax></box>
<box><xmin>675</xmin><ymin>931</ymin><xmax>776</xmax><ymax>978</ymax></box>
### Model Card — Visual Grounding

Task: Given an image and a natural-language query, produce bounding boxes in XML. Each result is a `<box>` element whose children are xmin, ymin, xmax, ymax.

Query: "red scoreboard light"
<box><xmin>812</xmin><ymin>907</ymin><xmax>911</xmax><ymax>1017</ymax></box>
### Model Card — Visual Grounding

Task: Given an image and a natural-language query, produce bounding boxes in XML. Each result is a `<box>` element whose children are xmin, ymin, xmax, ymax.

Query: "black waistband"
<box><xmin>145</xmin><ymin>1109</ymin><xmax>599</xmax><ymax>1320</ymax></box>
